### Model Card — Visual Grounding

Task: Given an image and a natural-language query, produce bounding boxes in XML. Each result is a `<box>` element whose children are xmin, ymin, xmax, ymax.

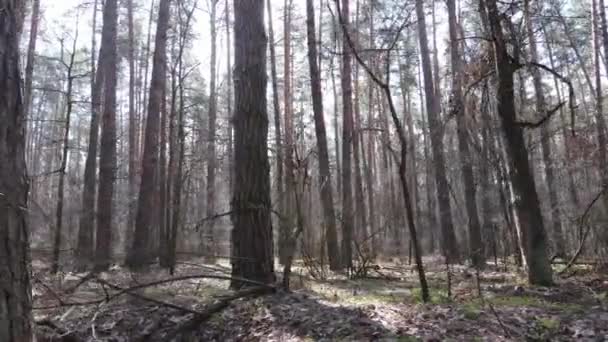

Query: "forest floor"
<box><xmin>33</xmin><ymin>255</ymin><xmax>608</xmax><ymax>341</ymax></box>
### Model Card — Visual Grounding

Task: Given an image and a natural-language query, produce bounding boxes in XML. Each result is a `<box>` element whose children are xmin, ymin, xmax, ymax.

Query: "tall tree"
<box><xmin>23</xmin><ymin>0</ymin><xmax>40</xmax><ymax>121</ymax></box>
<box><xmin>340</xmin><ymin>0</ymin><xmax>355</xmax><ymax>269</ymax></box>
<box><xmin>76</xmin><ymin>0</ymin><xmax>104</xmax><ymax>269</ymax></box>
<box><xmin>127</xmin><ymin>0</ymin><xmax>171</xmax><ymax>269</ymax></box>
<box><xmin>481</xmin><ymin>0</ymin><xmax>553</xmax><ymax>285</ymax></box>
<box><xmin>306</xmin><ymin>0</ymin><xmax>340</xmax><ymax>270</ymax></box>
<box><xmin>231</xmin><ymin>0</ymin><xmax>275</xmax><ymax>288</ymax></box>
<box><xmin>280</xmin><ymin>0</ymin><xmax>295</xmax><ymax>265</ymax></box>
<box><xmin>593</xmin><ymin>0</ymin><xmax>608</xmax><ymax>201</ymax></box>
<box><xmin>524</xmin><ymin>0</ymin><xmax>565</xmax><ymax>255</ymax></box>
<box><xmin>126</xmin><ymin>0</ymin><xmax>138</xmax><ymax>250</ymax></box>
<box><xmin>0</xmin><ymin>0</ymin><xmax>32</xmax><ymax>339</ymax></box>
<box><xmin>95</xmin><ymin>0</ymin><xmax>119</xmax><ymax>271</ymax></box>
<box><xmin>206</xmin><ymin>0</ymin><xmax>219</xmax><ymax>259</ymax></box>
<box><xmin>447</xmin><ymin>0</ymin><xmax>484</xmax><ymax>267</ymax></box>
<box><xmin>415</xmin><ymin>0</ymin><xmax>459</xmax><ymax>262</ymax></box>
<box><xmin>52</xmin><ymin>34</ymin><xmax>80</xmax><ymax>274</ymax></box>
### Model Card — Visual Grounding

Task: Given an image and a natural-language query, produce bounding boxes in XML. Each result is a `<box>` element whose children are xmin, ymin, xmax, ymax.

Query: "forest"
<box><xmin>1</xmin><ymin>0</ymin><xmax>608</xmax><ymax>340</ymax></box>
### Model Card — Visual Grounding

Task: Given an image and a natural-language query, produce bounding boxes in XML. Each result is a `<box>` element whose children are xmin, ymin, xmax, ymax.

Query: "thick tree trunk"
<box><xmin>95</xmin><ymin>0</ymin><xmax>119</xmax><ymax>271</ymax></box>
<box><xmin>482</xmin><ymin>0</ymin><xmax>553</xmax><ymax>285</ymax></box>
<box><xmin>524</xmin><ymin>0</ymin><xmax>565</xmax><ymax>256</ymax></box>
<box><xmin>0</xmin><ymin>1</ymin><xmax>32</xmax><ymax>339</ymax></box>
<box><xmin>127</xmin><ymin>0</ymin><xmax>171</xmax><ymax>269</ymax></box>
<box><xmin>305</xmin><ymin>0</ymin><xmax>341</xmax><ymax>270</ymax></box>
<box><xmin>76</xmin><ymin>0</ymin><xmax>104</xmax><ymax>270</ymax></box>
<box><xmin>231</xmin><ymin>0</ymin><xmax>275</xmax><ymax>288</ymax></box>
<box><xmin>416</xmin><ymin>0</ymin><xmax>459</xmax><ymax>262</ymax></box>
<box><xmin>340</xmin><ymin>0</ymin><xmax>355</xmax><ymax>270</ymax></box>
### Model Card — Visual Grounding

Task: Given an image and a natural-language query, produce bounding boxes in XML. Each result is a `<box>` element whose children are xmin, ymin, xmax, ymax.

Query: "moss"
<box><xmin>461</xmin><ymin>303</ymin><xmax>482</xmax><ymax>320</ymax></box>
<box><xmin>537</xmin><ymin>317</ymin><xmax>560</xmax><ymax>331</ymax></box>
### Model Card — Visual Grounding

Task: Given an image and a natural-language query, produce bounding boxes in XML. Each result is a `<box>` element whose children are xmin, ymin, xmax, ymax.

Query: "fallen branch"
<box><xmin>161</xmin><ymin>286</ymin><xmax>274</xmax><ymax>341</ymax></box>
<box><xmin>559</xmin><ymin>185</ymin><xmax>607</xmax><ymax>275</ymax></box>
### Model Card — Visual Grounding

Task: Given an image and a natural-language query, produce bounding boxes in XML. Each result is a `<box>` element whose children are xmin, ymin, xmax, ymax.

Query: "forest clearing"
<box><xmin>2</xmin><ymin>0</ymin><xmax>608</xmax><ymax>340</ymax></box>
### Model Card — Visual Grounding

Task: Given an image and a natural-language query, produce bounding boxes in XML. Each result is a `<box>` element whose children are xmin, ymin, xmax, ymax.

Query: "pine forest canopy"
<box><xmin>1</xmin><ymin>0</ymin><xmax>607</xmax><ymax>340</ymax></box>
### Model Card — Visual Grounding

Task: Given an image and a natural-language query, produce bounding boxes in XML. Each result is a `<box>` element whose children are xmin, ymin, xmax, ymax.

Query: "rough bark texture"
<box><xmin>340</xmin><ymin>0</ymin><xmax>354</xmax><ymax>270</ymax></box>
<box><xmin>524</xmin><ymin>0</ymin><xmax>565</xmax><ymax>255</ymax></box>
<box><xmin>415</xmin><ymin>0</ymin><xmax>459</xmax><ymax>262</ymax></box>
<box><xmin>95</xmin><ymin>0</ymin><xmax>119</xmax><ymax>271</ymax></box>
<box><xmin>482</xmin><ymin>0</ymin><xmax>553</xmax><ymax>285</ymax></box>
<box><xmin>226</xmin><ymin>0</ymin><xmax>234</xmax><ymax>194</ymax></box>
<box><xmin>0</xmin><ymin>1</ymin><xmax>32</xmax><ymax>339</ymax></box>
<box><xmin>231</xmin><ymin>0</ymin><xmax>275</xmax><ymax>288</ymax></box>
<box><xmin>127</xmin><ymin>0</ymin><xmax>171</xmax><ymax>269</ymax></box>
<box><xmin>306</xmin><ymin>0</ymin><xmax>340</xmax><ymax>270</ymax></box>
<box><xmin>77</xmin><ymin>1</ymin><xmax>104</xmax><ymax>269</ymax></box>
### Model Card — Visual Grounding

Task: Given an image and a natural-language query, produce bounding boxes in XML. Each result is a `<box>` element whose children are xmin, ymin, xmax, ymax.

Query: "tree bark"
<box><xmin>0</xmin><ymin>1</ymin><xmax>32</xmax><ymax>339</ymax></box>
<box><xmin>95</xmin><ymin>0</ymin><xmax>119</xmax><ymax>271</ymax></box>
<box><xmin>231</xmin><ymin>0</ymin><xmax>275</xmax><ymax>288</ymax></box>
<box><xmin>52</xmin><ymin>36</ymin><xmax>79</xmax><ymax>274</ymax></box>
<box><xmin>524</xmin><ymin>0</ymin><xmax>565</xmax><ymax>256</ymax></box>
<box><xmin>340</xmin><ymin>0</ymin><xmax>354</xmax><ymax>270</ymax></box>
<box><xmin>76</xmin><ymin>0</ymin><xmax>104</xmax><ymax>270</ymax></box>
<box><xmin>416</xmin><ymin>0</ymin><xmax>459</xmax><ymax>262</ymax></box>
<box><xmin>481</xmin><ymin>0</ymin><xmax>553</xmax><ymax>285</ymax></box>
<box><xmin>127</xmin><ymin>0</ymin><xmax>171</xmax><ymax>269</ymax></box>
<box><xmin>306</xmin><ymin>0</ymin><xmax>341</xmax><ymax>270</ymax></box>
<box><xmin>126</xmin><ymin>0</ymin><xmax>138</xmax><ymax>255</ymax></box>
<box><xmin>593</xmin><ymin>0</ymin><xmax>608</xmax><ymax>201</ymax></box>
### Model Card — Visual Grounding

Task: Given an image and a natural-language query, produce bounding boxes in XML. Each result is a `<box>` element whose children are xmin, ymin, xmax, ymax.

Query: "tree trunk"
<box><xmin>95</xmin><ymin>0</ymin><xmax>119</xmax><ymax>271</ymax></box>
<box><xmin>280</xmin><ymin>0</ymin><xmax>295</xmax><ymax>265</ymax></box>
<box><xmin>126</xmin><ymin>0</ymin><xmax>138</xmax><ymax>255</ymax></box>
<box><xmin>305</xmin><ymin>0</ymin><xmax>341</xmax><ymax>270</ymax></box>
<box><xmin>593</xmin><ymin>0</ymin><xmax>608</xmax><ymax>204</ymax></box>
<box><xmin>23</xmin><ymin>0</ymin><xmax>40</xmax><ymax>121</ymax></box>
<box><xmin>0</xmin><ymin>1</ymin><xmax>32</xmax><ymax>339</ymax></box>
<box><xmin>340</xmin><ymin>0</ymin><xmax>354</xmax><ymax>270</ymax></box>
<box><xmin>127</xmin><ymin>0</ymin><xmax>171</xmax><ymax>269</ymax></box>
<box><xmin>231</xmin><ymin>0</ymin><xmax>275</xmax><ymax>288</ymax></box>
<box><xmin>446</xmin><ymin>0</ymin><xmax>484</xmax><ymax>267</ymax></box>
<box><xmin>52</xmin><ymin>36</ymin><xmax>78</xmax><ymax>274</ymax></box>
<box><xmin>206</xmin><ymin>0</ymin><xmax>218</xmax><ymax>260</ymax></box>
<box><xmin>416</xmin><ymin>0</ymin><xmax>459</xmax><ymax>262</ymax></box>
<box><xmin>266</xmin><ymin>0</ymin><xmax>284</xmax><ymax>259</ymax></box>
<box><xmin>226</xmin><ymin>0</ymin><xmax>233</xmax><ymax>194</ymax></box>
<box><xmin>524</xmin><ymin>0</ymin><xmax>565</xmax><ymax>256</ymax></box>
<box><xmin>482</xmin><ymin>0</ymin><xmax>553</xmax><ymax>285</ymax></box>
<box><xmin>76</xmin><ymin>0</ymin><xmax>104</xmax><ymax>270</ymax></box>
